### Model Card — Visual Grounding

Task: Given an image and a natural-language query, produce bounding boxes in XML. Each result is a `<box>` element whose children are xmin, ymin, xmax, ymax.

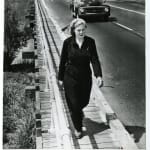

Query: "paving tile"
<box><xmin>77</xmin><ymin>135</ymin><xmax>92</xmax><ymax>145</ymax></box>
<box><xmin>43</xmin><ymin>141</ymin><xmax>57</xmax><ymax>148</ymax></box>
<box><xmin>41</xmin><ymin>114</ymin><xmax>51</xmax><ymax>119</ymax></box>
<box><xmin>40</xmin><ymin>109</ymin><xmax>51</xmax><ymax>114</ymax></box>
<box><xmin>95</xmin><ymin>141</ymin><xmax>121</xmax><ymax>149</ymax></box>
<box><xmin>41</xmin><ymin>103</ymin><xmax>51</xmax><ymax>109</ymax></box>
<box><xmin>79</xmin><ymin>144</ymin><xmax>93</xmax><ymax>149</ymax></box>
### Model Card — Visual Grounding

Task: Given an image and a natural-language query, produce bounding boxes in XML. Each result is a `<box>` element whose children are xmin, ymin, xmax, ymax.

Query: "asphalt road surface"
<box><xmin>43</xmin><ymin>0</ymin><xmax>145</xmax><ymax>148</ymax></box>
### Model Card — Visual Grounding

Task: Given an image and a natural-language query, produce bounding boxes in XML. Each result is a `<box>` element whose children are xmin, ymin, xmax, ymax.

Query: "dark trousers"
<box><xmin>63</xmin><ymin>73</ymin><xmax>92</xmax><ymax>131</ymax></box>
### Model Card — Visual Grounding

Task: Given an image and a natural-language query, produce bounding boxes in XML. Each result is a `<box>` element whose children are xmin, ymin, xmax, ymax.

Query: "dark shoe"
<box><xmin>74</xmin><ymin>130</ymin><xmax>83</xmax><ymax>139</ymax></box>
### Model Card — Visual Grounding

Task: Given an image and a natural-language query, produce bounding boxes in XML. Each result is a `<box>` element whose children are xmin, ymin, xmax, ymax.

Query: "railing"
<box><xmin>35</xmin><ymin>0</ymin><xmax>73</xmax><ymax>149</ymax></box>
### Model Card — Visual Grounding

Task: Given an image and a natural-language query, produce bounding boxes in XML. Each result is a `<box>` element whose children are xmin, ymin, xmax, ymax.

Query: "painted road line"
<box><xmin>114</xmin><ymin>22</ymin><xmax>133</xmax><ymax>31</ymax></box>
<box><xmin>113</xmin><ymin>22</ymin><xmax>145</xmax><ymax>38</ymax></box>
<box><xmin>109</xmin><ymin>4</ymin><xmax>145</xmax><ymax>15</ymax></box>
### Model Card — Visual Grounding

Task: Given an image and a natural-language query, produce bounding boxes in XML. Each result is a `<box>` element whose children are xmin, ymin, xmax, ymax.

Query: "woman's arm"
<box><xmin>58</xmin><ymin>39</ymin><xmax>68</xmax><ymax>81</ymax></box>
<box><xmin>90</xmin><ymin>39</ymin><xmax>102</xmax><ymax>78</ymax></box>
<box><xmin>90</xmin><ymin>39</ymin><xmax>103</xmax><ymax>87</ymax></box>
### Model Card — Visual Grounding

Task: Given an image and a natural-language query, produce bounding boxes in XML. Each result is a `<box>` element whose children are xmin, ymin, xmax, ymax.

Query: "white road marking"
<box><xmin>114</xmin><ymin>22</ymin><xmax>133</xmax><ymax>31</ymax></box>
<box><xmin>109</xmin><ymin>4</ymin><xmax>145</xmax><ymax>15</ymax></box>
<box><xmin>113</xmin><ymin>22</ymin><xmax>145</xmax><ymax>38</ymax></box>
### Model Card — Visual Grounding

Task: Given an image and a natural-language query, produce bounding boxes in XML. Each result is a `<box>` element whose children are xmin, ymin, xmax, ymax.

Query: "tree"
<box><xmin>4</xmin><ymin>0</ymin><xmax>30</xmax><ymax>71</ymax></box>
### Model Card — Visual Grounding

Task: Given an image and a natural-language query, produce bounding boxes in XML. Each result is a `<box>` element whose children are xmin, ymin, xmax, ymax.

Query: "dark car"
<box><xmin>70</xmin><ymin>0</ymin><xmax>110</xmax><ymax>20</ymax></box>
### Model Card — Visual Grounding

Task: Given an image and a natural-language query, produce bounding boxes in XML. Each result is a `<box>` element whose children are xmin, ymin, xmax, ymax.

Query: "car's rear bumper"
<box><xmin>78</xmin><ymin>12</ymin><xmax>110</xmax><ymax>18</ymax></box>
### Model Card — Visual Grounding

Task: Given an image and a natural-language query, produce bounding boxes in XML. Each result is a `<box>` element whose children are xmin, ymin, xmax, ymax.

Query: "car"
<box><xmin>70</xmin><ymin>0</ymin><xmax>110</xmax><ymax>20</ymax></box>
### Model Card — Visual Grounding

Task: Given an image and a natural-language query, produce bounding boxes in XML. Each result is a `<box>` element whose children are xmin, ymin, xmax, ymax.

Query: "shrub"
<box><xmin>3</xmin><ymin>72</ymin><xmax>36</xmax><ymax>149</ymax></box>
<box><xmin>4</xmin><ymin>0</ymin><xmax>33</xmax><ymax>71</ymax></box>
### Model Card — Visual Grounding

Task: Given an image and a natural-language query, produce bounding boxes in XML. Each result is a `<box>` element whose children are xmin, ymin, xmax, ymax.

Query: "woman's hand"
<box><xmin>96</xmin><ymin>76</ymin><xmax>103</xmax><ymax>88</ymax></box>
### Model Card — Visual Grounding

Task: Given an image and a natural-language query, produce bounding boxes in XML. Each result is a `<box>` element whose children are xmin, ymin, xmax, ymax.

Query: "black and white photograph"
<box><xmin>1</xmin><ymin>0</ymin><xmax>148</xmax><ymax>149</ymax></box>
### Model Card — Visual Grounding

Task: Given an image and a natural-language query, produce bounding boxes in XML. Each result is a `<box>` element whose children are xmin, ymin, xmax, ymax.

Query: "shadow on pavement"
<box><xmin>124</xmin><ymin>125</ymin><xmax>145</xmax><ymax>143</ymax></box>
<box><xmin>83</xmin><ymin>118</ymin><xmax>110</xmax><ymax>149</ymax></box>
<box><xmin>108</xmin><ymin>17</ymin><xmax>117</xmax><ymax>22</ymax></box>
<box><xmin>83</xmin><ymin>16</ymin><xmax>117</xmax><ymax>23</ymax></box>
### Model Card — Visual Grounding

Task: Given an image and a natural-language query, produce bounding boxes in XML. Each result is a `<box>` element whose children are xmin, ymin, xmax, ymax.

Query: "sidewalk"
<box><xmin>34</xmin><ymin>28</ymin><xmax>122</xmax><ymax>148</ymax></box>
<box><xmin>60</xmin><ymin>88</ymin><xmax>122</xmax><ymax>149</ymax></box>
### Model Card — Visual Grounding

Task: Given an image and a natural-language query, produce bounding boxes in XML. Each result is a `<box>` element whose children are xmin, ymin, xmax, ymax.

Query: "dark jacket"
<box><xmin>58</xmin><ymin>35</ymin><xmax>102</xmax><ymax>81</ymax></box>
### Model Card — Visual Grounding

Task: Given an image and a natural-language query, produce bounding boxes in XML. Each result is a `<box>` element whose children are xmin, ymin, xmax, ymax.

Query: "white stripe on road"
<box><xmin>113</xmin><ymin>22</ymin><xmax>145</xmax><ymax>38</ymax></box>
<box><xmin>109</xmin><ymin>4</ymin><xmax>145</xmax><ymax>15</ymax></box>
<box><xmin>114</xmin><ymin>22</ymin><xmax>133</xmax><ymax>31</ymax></box>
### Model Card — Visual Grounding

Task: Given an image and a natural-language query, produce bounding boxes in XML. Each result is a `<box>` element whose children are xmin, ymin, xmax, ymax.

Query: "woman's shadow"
<box><xmin>81</xmin><ymin>118</ymin><xmax>145</xmax><ymax>148</ymax></box>
<box><xmin>82</xmin><ymin>117</ymin><xmax>110</xmax><ymax>149</ymax></box>
<box><xmin>83</xmin><ymin>118</ymin><xmax>109</xmax><ymax>135</ymax></box>
<box><xmin>124</xmin><ymin>125</ymin><xmax>145</xmax><ymax>143</ymax></box>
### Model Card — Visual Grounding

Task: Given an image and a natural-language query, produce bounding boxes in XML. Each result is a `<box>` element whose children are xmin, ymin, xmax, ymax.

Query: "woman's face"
<box><xmin>74</xmin><ymin>24</ymin><xmax>86</xmax><ymax>39</ymax></box>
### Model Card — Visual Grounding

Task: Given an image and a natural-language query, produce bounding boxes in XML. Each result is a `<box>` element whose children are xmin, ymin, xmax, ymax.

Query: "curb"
<box><xmin>36</xmin><ymin>0</ymin><xmax>73</xmax><ymax>148</ymax></box>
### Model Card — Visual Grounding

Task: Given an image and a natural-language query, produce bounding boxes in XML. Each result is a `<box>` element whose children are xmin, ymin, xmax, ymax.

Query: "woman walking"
<box><xmin>58</xmin><ymin>18</ymin><xmax>103</xmax><ymax>138</ymax></box>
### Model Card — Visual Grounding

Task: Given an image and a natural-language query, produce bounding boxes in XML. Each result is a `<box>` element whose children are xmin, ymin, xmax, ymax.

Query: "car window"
<box><xmin>73</xmin><ymin>0</ymin><xmax>103</xmax><ymax>6</ymax></box>
<box><xmin>80</xmin><ymin>0</ymin><xmax>102</xmax><ymax>6</ymax></box>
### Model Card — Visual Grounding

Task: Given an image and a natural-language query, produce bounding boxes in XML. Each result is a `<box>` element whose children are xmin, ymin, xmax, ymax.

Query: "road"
<box><xmin>43</xmin><ymin>0</ymin><xmax>145</xmax><ymax>148</ymax></box>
